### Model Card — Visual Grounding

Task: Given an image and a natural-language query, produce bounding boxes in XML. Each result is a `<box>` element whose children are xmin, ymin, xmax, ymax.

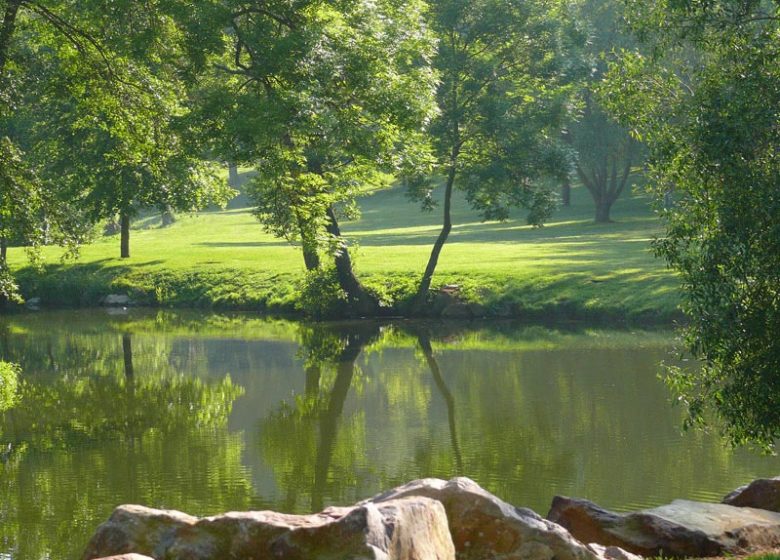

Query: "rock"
<box><xmin>440</xmin><ymin>285</ymin><xmax>461</xmax><ymax>296</ymax></box>
<box><xmin>440</xmin><ymin>303</ymin><xmax>472</xmax><ymax>319</ymax></box>
<box><xmin>587</xmin><ymin>543</ymin><xmax>643</xmax><ymax>560</ymax></box>
<box><xmin>25</xmin><ymin>297</ymin><xmax>41</xmax><ymax>310</ymax></box>
<box><xmin>364</xmin><ymin>477</ymin><xmax>597</xmax><ymax>560</ymax></box>
<box><xmin>92</xmin><ymin>555</ymin><xmax>155</xmax><ymax>560</ymax></box>
<box><xmin>548</xmin><ymin>495</ymin><xmax>780</xmax><ymax>558</ymax></box>
<box><xmin>103</xmin><ymin>294</ymin><xmax>131</xmax><ymax>306</ymax></box>
<box><xmin>723</xmin><ymin>477</ymin><xmax>780</xmax><ymax>511</ymax></box>
<box><xmin>83</xmin><ymin>497</ymin><xmax>455</xmax><ymax>560</ymax></box>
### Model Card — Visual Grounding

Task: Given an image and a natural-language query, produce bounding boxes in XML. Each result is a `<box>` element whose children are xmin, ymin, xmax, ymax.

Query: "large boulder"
<box><xmin>364</xmin><ymin>477</ymin><xmax>598</xmax><ymax>560</ymax></box>
<box><xmin>723</xmin><ymin>477</ymin><xmax>780</xmax><ymax>511</ymax></box>
<box><xmin>83</xmin><ymin>497</ymin><xmax>455</xmax><ymax>560</ymax></box>
<box><xmin>548</xmin><ymin>495</ymin><xmax>780</xmax><ymax>557</ymax></box>
<box><xmin>92</xmin><ymin>555</ymin><xmax>155</xmax><ymax>560</ymax></box>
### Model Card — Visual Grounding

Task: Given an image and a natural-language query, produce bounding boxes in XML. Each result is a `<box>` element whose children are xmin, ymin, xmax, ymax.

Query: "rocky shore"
<box><xmin>84</xmin><ymin>476</ymin><xmax>780</xmax><ymax>560</ymax></box>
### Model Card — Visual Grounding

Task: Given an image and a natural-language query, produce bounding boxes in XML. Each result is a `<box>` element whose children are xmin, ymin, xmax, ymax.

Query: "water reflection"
<box><xmin>0</xmin><ymin>310</ymin><xmax>778</xmax><ymax>560</ymax></box>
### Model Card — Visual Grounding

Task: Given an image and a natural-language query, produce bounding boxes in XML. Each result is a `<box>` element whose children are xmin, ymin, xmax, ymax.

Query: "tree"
<box><xmin>603</xmin><ymin>0</ymin><xmax>780</xmax><ymax>449</ymax></box>
<box><xmin>0</xmin><ymin>1</ymin><xmax>93</xmax><ymax>300</ymax></box>
<box><xmin>194</xmin><ymin>0</ymin><xmax>437</xmax><ymax>314</ymax></box>
<box><xmin>408</xmin><ymin>0</ymin><xmax>576</xmax><ymax>309</ymax></box>
<box><xmin>6</xmin><ymin>4</ymin><xmax>233</xmax><ymax>260</ymax></box>
<box><xmin>571</xmin><ymin>96</ymin><xmax>637</xmax><ymax>223</ymax></box>
<box><xmin>565</xmin><ymin>0</ymin><xmax>642</xmax><ymax>223</ymax></box>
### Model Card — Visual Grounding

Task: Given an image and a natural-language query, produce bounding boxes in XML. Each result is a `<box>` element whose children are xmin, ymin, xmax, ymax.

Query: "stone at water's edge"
<box><xmin>548</xmin><ymin>495</ymin><xmax>780</xmax><ymax>558</ymax></box>
<box><xmin>102</xmin><ymin>294</ymin><xmax>132</xmax><ymax>306</ymax></box>
<box><xmin>363</xmin><ymin>477</ymin><xmax>599</xmax><ymax>560</ymax></box>
<box><xmin>92</xmin><ymin>555</ymin><xmax>155</xmax><ymax>560</ymax></box>
<box><xmin>724</xmin><ymin>477</ymin><xmax>780</xmax><ymax>512</ymax></box>
<box><xmin>83</xmin><ymin>497</ymin><xmax>455</xmax><ymax>560</ymax></box>
<box><xmin>586</xmin><ymin>543</ymin><xmax>643</xmax><ymax>560</ymax></box>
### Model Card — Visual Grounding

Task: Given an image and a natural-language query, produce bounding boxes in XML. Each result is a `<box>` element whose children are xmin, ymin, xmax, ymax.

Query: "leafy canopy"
<box><xmin>603</xmin><ymin>0</ymin><xmax>780</xmax><ymax>449</ymax></box>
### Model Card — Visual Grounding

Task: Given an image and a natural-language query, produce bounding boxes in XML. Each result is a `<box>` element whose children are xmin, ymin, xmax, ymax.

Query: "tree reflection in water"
<box><xmin>0</xmin><ymin>329</ymin><xmax>248</xmax><ymax>560</ymax></box>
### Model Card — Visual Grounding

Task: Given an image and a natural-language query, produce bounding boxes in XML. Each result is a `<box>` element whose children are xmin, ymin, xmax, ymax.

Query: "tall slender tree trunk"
<box><xmin>0</xmin><ymin>0</ymin><xmax>22</xmax><ymax>73</ymax></box>
<box><xmin>0</xmin><ymin>237</ymin><xmax>7</xmax><ymax>267</ymax></box>
<box><xmin>561</xmin><ymin>178</ymin><xmax>571</xmax><ymax>207</ymax></box>
<box><xmin>120</xmin><ymin>212</ymin><xmax>130</xmax><ymax>259</ymax></box>
<box><xmin>414</xmin><ymin>160</ymin><xmax>457</xmax><ymax>310</ymax></box>
<box><xmin>324</xmin><ymin>206</ymin><xmax>377</xmax><ymax>315</ymax></box>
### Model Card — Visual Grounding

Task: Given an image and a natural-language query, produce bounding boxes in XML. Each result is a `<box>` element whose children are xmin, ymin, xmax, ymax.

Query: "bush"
<box><xmin>296</xmin><ymin>267</ymin><xmax>349</xmax><ymax>319</ymax></box>
<box><xmin>0</xmin><ymin>361</ymin><xmax>20</xmax><ymax>412</ymax></box>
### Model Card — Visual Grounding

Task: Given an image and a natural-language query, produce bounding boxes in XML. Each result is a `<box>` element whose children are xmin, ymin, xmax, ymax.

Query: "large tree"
<box><xmin>194</xmin><ymin>0</ymin><xmax>437</xmax><ymax>315</ymax></box>
<box><xmin>0</xmin><ymin>1</ymin><xmax>231</xmax><ymax>271</ymax></box>
<box><xmin>604</xmin><ymin>0</ymin><xmax>780</xmax><ymax>449</ymax></box>
<box><xmin>408</xmin><ymin>0</ymin><xmax>576</xmax><ymax>310</ymax></box>
<box><xmin>566</xmin><ymin>0</ymin><xmax>642</xmax><ymax>223</ymax></box>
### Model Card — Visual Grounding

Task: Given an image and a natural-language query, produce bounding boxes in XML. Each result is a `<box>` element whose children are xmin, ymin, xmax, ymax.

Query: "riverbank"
<box><xmin>8</xmin><ymin>183</ymin><xmax>680</xmax><ymax>322</ymax></box>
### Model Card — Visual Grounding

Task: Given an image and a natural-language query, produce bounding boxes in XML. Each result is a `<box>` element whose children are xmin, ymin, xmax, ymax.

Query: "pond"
<box><xmin>0</xmin><ymin>309</ymin><xmax>778</xmax><ymax>559</ymax></box>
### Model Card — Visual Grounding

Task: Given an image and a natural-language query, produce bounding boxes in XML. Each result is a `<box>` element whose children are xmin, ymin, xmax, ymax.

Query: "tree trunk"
<box><xmin>324</xmin><ymin>206</ymin><xmax>377</xmax><ymax>315</ymax></box>
<box><xmin>561</xmin><ymin>178</ymin><xmax>571</xmax><ymax>207</ymax></box>
<box><xmin>595</xmin><ymin>199</ymin><xmax>612</xmax><ymax>223</ymax></box>
<box><xmin>414</xmin><ymin>162</ymin><xmax>457</xmax><ymax>310</ymax></box>
<box><xmin>301</xmin><ymin>242</ymin><xmax>320</xmax><ymax>271</ymax></box>
<box><xmin>228</xmin><ymin>163</ymin><xmax>239</xmax><ymax>187</ymax></box>
<box><xmin>120</xmin><ymin>212</ymin><xmax>130</xmax><ymax>258</ymax></box>
<box><xmin>0</xmin><ymin>237</ymin><xmax>7</xmax><ymax>267</ymax></box>
<box><xmin>0</xmin><ymin>0</ymin><xmax>22</xmax><ymax>73</ymax></box>
<box><xmin>295</xmin><ymin>211</ymin><xmax>320</xmax><ymax>271</ymax></box>
<box><xmin>161</xmin><ymin>205</ymin><xmax>176</xmax><ymax>227</ymax></box>
<box><xmin>122</xmin><ymin>333</ymin><xmax>134</xmax><ymax>381</ymax></box>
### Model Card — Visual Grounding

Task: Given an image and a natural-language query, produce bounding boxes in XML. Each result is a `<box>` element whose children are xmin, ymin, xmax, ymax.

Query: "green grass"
<box><xmin>8</xmin><ymin>176</ymin><xmax>680</xmax><ymax>320</ymax></box>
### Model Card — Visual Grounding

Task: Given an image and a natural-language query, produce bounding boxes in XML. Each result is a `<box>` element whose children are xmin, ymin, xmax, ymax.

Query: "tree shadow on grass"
<box><xmin>196</xmin><ymin>241</ymin><xmax>291</xmax><ymax>248</ymax></box>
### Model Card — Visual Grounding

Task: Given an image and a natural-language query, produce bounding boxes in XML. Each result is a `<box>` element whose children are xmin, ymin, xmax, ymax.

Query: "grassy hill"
<box><xmin>9</xmin><ymin>175</ymin><xmax>680</xmax><ymax>320</ymax></box>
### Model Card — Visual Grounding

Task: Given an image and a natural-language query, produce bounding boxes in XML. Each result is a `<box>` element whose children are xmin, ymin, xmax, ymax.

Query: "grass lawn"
<box><xmin>8</xmin><ymin>174</ymin><xmax>680</xmax><ymax>320</ymax></box>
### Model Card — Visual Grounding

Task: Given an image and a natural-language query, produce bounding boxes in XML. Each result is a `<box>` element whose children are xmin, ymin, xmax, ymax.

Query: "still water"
<box><xmin>0</xmin><ymin>310</ymin><xmax>778</xmax><ymax>559</ymax></box>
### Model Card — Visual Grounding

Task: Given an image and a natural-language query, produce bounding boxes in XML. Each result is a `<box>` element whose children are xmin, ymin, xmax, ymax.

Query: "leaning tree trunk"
<box><xmin>120</xmin><ymin>212</ymin><xmax>131</xmax><ymax>259</ymax></box>
<box><xmin>324</xmin><ymin>206</ymin><xmax>378</xmax><ymax>315</ymax></box>
<box><xmin>414</xmin><ymin>158</ymin><xmax>457</xmax><ymax>311</ymax></box>
<box><xmin>297</xmin><ymin>214</ymin><xmax>321</xmax><ymax>271</ymax></box>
